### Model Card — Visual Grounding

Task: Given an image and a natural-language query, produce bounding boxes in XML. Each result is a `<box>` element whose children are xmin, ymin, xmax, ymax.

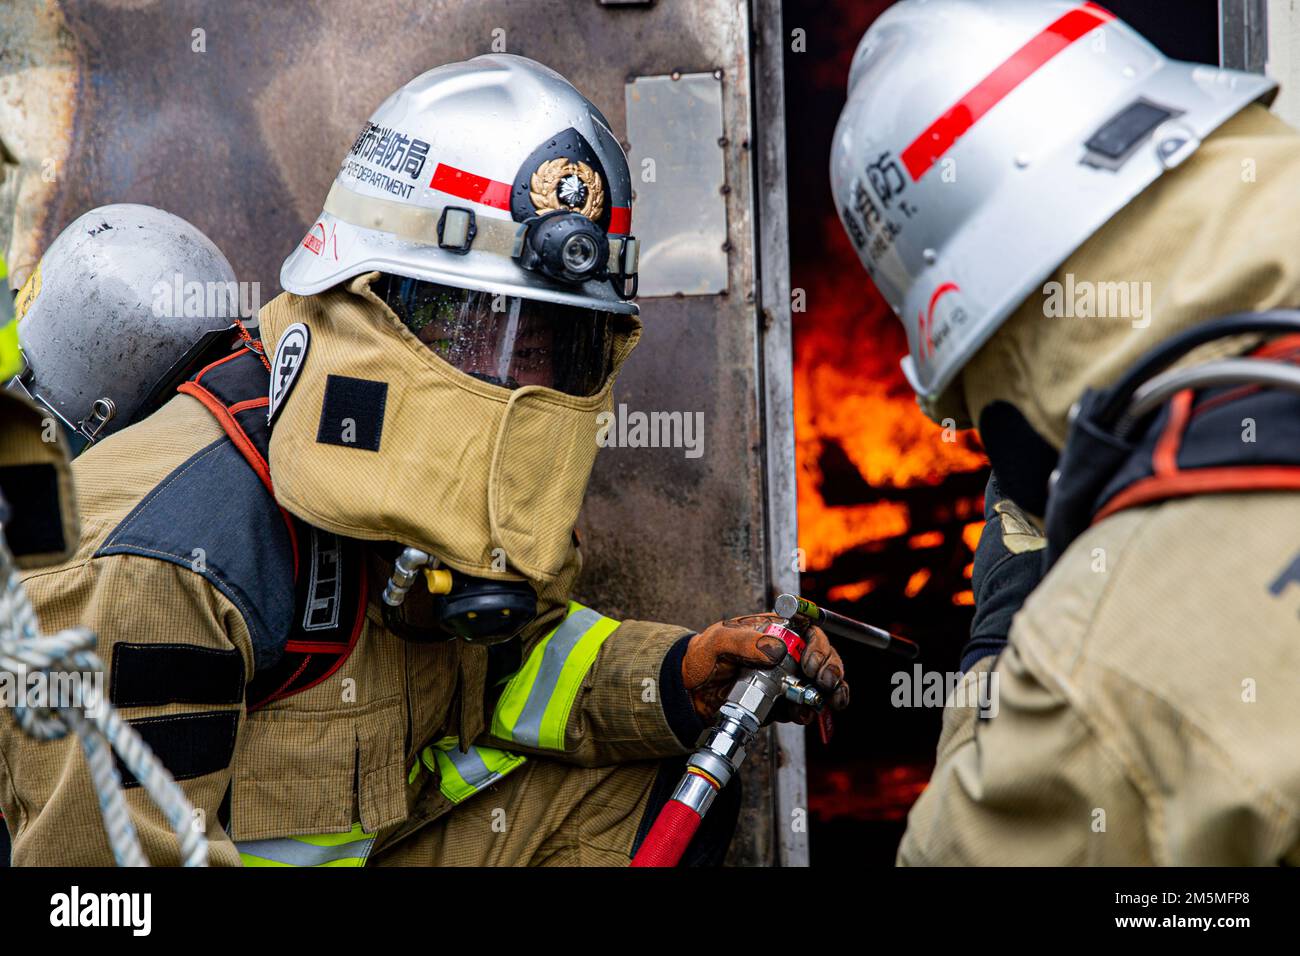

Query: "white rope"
<box><xmin>0</xmin><ymin>534</ymin><xmax>207</xmax><ymax>866</ymax></box>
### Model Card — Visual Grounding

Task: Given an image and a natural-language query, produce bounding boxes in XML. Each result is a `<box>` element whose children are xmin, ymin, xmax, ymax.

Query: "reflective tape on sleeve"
<box><xmin>490</xmin><ymin>601</ymin><xmax>621</xmax><ymax>751</ymax></box>
<box><xmin>424</xmin><ymin>739</ymin><xmax>527</xmax><ymax>804</ymax></box>
<box><xmin>0</xmin><ymin>253</ymin><xmax>19</xmax><ymax>381</ymax></box>
<box><xmin>0</xmin><ymin>319</ymin><xmax>20</xmax><ymax>382</ymax></box>
<box><xmin>238</xmin><ymin>823</ymin><xmax>375</xmax><ymax>867</ymax></box>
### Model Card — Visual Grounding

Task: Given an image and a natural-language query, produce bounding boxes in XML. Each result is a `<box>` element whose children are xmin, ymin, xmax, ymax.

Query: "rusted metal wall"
<box><xmin>1</xmin><ymin>0</ymin><xmax>794</xmax><ymax>864</ymax></box>
<box><xmin>0</xmin><ymin>2</ymin><xmax>79</xmax><ymax>289</ymax></box>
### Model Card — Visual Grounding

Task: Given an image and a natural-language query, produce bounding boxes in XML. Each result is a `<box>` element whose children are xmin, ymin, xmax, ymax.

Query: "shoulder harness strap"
<box><xmin>180</xmin><ymin>344</ymin><xmax>367</xmax><ymax>710</ymax></box>
<box><xmin>1046</xmin><ymin>334</ymin><xmax>1300</xmax><ymax>566</ymax></box>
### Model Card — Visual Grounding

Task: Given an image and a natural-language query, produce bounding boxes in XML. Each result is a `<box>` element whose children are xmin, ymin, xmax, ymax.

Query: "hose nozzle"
<box><xmin>774</xmin><ymin>593</ymin><xmax>919</xmax><ymax>660</ymax></box>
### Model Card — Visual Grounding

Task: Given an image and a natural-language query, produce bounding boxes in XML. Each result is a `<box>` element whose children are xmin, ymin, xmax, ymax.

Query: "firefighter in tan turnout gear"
<box><xmin>1</xmin><ymin>54</ymin><xmax>848</xmax><ymax>866</ymax></box>
<box><xmin>0</xmin><ymin>250</ymin><xmax>78</xmax><ymax>866</ymax></box>
<box><xmin>834</xmin><ymin>0</ymin><xmax>1300</xmax><ymax>864</ymax></box>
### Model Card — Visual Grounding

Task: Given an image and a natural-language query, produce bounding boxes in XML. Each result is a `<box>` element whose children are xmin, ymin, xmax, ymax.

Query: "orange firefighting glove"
<box><xmin>682</xmin><ymin>613</ymin><xmax>850</xmax><ymax>724</ymax></box>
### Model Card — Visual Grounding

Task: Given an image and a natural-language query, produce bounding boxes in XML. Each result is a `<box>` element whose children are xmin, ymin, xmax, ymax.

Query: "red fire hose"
<box><xmin>630</xmin><ymin>765</ymin><xmax>724</xmax><ymax>867</ymax></box>
<box><xmin>630</xmin><ymin>798</ymin><xmax>704</xmax><ymax>867</ymax></box>
<box><xmin>631</xmin><ymin>597</ymin><xmax>918</xmax><ymax>868</ymax></box>
<box><xmin>630</xmin><ymin>621</ymin><xmax>806</xmax><ymax>868</ymax></box>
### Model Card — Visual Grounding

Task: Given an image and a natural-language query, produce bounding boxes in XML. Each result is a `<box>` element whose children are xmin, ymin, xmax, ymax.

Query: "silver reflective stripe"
<box><xmin>324</xmin><ymin>182</ymin><xmax>523</xmax><ymax>258</ymax></box>
<box><xmin>445</xmin><ymin>746</ymin><xmax>504</xmax><ymax>790</ymax></box>
<box><xmin>509</xmin><ymin>607</ymin><xmax>601</xmax><ymax>747</ymax></box>
<box><xmin>237</xmin><ymin>835</ymin><xmax>375</xmax><ymax>867</ymax></box>
<box><xmin>323</xmin><ymin>182</ymin><xmax>630</xmax><ymax>264</ymax></box>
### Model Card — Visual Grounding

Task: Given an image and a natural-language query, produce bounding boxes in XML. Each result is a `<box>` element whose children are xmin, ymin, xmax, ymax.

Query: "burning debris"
<box><xmin>784</xmin><ymin>0</ymin><xmax>990</xmax><ymax>856</ymax></box>
<box><xmin>793</xmin><ymin>218</ymin><xmax>987</xmax><ymax>606</ymax></box>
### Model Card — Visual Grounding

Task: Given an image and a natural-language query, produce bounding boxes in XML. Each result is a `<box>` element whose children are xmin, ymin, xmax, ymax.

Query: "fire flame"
<box><xmin>787</xmin><ymin>0</ymin><xmax>989</xmax><ymax>848</ymax></box>
<box><xmin>794</xmin><ymin>215</ymin><xmax>986</xmax><ymax>571</ymax></box>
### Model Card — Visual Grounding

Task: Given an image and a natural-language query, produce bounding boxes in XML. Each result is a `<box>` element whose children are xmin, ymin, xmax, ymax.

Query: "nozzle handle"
<box><xmin>774</xmin><ymin>593</ymin><xmax>919</xmax><ymax>660</ymax></box>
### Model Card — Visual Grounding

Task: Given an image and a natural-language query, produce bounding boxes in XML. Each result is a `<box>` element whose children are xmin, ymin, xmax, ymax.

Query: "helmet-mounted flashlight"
<box><xmin>516</xmin><ymin>210</ymin><xmax>610</xmax><ymax>285</ymax></box>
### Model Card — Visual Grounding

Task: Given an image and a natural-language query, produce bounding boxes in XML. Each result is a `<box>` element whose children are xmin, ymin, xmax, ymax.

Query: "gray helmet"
<box><xmin>280</xmin><ymin>54</ymin><xmax>639</xmax><ymax>314</ymax></box>
<box><xmin>10</xmin><ymin>203</ymin><xmax>242</xmax><ymax>451</ymax></box>
<box><xmin>830</xmin><ymin>0</ymin><xmax>1276</xmax><ymax>412</ymax></box>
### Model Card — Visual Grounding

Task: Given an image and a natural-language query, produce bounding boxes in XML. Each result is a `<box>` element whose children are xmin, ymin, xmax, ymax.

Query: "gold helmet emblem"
<box><xmin>529</xmin><ymin>158</ymin><xmax>605</xmax><ymax>222</ymax></box>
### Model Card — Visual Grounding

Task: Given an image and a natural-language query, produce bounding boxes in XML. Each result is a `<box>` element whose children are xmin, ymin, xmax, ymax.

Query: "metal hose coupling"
<box><xmin>635</xmin><ymin>599</ymin><xmax>918</xmax><ymax>866</ymax></box>
<box><xmin>674</xmin><ymin>621</ymin><xmax>811</xmax><ymax>816</ymax></box>
<box><xmin>382</xmin><ymin>547</ymin><xmax>435</xmax><ymax>607</ymax></box>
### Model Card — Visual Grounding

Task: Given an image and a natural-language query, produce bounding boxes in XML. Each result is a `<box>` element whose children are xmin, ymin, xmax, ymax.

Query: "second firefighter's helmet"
<box><xmin>830</xmin><ymin>0</ymin><xmax>1276</xmax><ymax>410</ymax></box>
<box><xmin>11</xmin><ymin>204</ymin><xmax>240</xmax><ymax>451</ymax></box>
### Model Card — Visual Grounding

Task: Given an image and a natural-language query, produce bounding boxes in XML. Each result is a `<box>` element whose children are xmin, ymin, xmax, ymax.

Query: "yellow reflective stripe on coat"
<box><xmin>0</xmin><ymin>317</ymin><xmax>17</xmax><ymax>381</ymax></box>
<box><xmin>237</xmin><ymin>822</ymin><xmax>375</xmax><ymax>867</ymax></box>
<box><xmin>490</xmin><ymin>601</ymin><xmax>620</xmax><ymax>750</ymax></box>
<box><xmin>0</xmin><ymin>254</ymin><xmax>19</xmax><ymax>380</ymax></box>
<box><xmin>422</xmin><ymin>738</ymin><xmax>527</xmax><ymax>804</ymax></box>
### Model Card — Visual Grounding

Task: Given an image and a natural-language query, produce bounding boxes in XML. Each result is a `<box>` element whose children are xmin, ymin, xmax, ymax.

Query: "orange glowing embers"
<box><xmin>826</xmin><ymin>579</ymin><xmax>879</xmax><ymax>603</ymax></box>
<box><xmin>808</xmin><ymin>763</ymin><xmax>933</xmax><ymax>823</ymax></box>
<box><xmin>903</xmin><ymin>569</ymin><xmax>931</xmax><ymax>598</ymax></box>
<box><xmin>907</xmin><ymin>531</ymin><xmax>944</xmax><ymax>549</ymax></box>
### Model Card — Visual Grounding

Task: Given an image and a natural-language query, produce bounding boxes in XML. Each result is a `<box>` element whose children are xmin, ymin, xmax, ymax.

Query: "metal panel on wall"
<box><xmin>1222</xmin><ymin>0</ymin><xmax>1268</xmax><ymax>72</ymax></box>
<box><xmin>625</xmin><ymin>71</ymin><xmax>731</xmax><ymax>296</ymax></box>
<box><xmin>1</xmin><ymin>0</ymin><xmax>798</xmax><ymax>864</ymax></box>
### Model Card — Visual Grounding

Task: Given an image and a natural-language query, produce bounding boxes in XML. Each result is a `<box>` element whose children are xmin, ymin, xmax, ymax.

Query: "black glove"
<box><xmin>963</xmin><ymin>471</ymin><xmax>1046</xmax><ymax>671</ymax></box>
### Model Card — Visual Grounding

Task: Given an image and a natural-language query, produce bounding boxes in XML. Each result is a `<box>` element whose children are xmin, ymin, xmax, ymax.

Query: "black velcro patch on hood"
<box><xmin>316</xmin><ymin>375</ymin><xmax>387</xmax><ymax>452</ymax></box>
<box><xmin>0</xmin><ymin>463</ymin><xmax>67</xmax><ymax>558</ymax></box>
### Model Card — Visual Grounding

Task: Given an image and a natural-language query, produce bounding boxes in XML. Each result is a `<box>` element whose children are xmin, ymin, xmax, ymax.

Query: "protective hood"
<box><xmin>260</xmin><ymin>273</ymin><xmax>640</xmax><ymax>588</ymax></box>
<box><xmin>950</xmin><ymin>105</ymin><xmax>1300</xmax><ymax>450</ymax></box>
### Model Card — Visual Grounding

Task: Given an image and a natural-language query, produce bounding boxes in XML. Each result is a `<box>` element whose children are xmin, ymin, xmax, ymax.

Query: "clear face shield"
<box><xmin>374</xmin><ymin>275</ymin><xmax>615</xmax><ymax>397</ymax></box>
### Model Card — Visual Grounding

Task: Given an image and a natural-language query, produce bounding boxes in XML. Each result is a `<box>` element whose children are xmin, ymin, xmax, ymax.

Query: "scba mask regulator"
<box><xmin>381</xmin><ymin>546</ymin><xmax>538</xmax><ymax>645</ymax></box>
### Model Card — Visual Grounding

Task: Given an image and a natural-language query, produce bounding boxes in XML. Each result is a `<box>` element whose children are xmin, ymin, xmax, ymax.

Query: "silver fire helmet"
<box><xmin>830</xmin><ymin>0</ymin><xmax>1277</xmax><ymax>410</ymax></box>
<box><xmin>280</xmin><ymin>54</ymin><xmax>639</xmax><ymax>316</ymax></box>
<box><xmin>10</xmin><ymin>203</ymin><xmax>242</xmax><ymax>452</ymax></box>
